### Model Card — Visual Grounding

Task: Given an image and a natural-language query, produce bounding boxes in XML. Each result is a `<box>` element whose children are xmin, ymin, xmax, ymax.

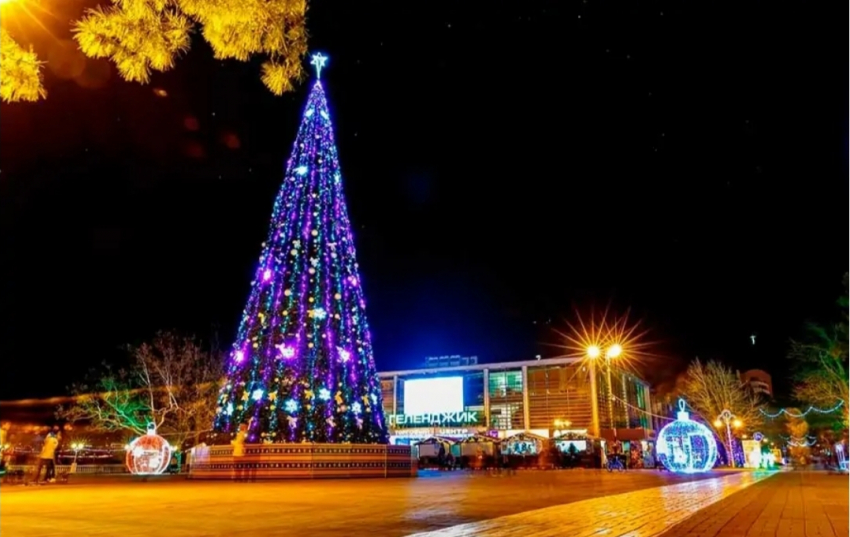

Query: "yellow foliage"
<box><xmin>261</xmin><ymin>59</ymin><xmax>302</xmax><ymax>95</ymax></box>
<box><xmin>0</xmin><ymin>28</ymin><xmax>46</xmax><ymax>103</ymax></box>
<box><xmin>74</xmin><ymin>3</ymin><xmax>191</xmax><ymax>83</ymax></box>
<box><xmin>74</xmin><ymin>0</ymin><xmax>307</xmax><ymax>95</ymax></box>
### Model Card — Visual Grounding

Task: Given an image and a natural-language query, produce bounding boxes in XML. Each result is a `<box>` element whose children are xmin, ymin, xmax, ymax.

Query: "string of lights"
<box><xmin>611</xmin><ymin>395</ymin><xmax>676</xmax><ymax>422</ymax></box>
<box><xmin>779</xmin><ymin>434</ymin><xmax>817</xmax><ymax>442</ymax></box>
<box><xmin>784</xmin><ymin>437</ymin><xmax>817</xmax><ymax>448</ymax></box>
<box><xmin>759</xmin><ymin>400</ymin><xmax>844</xmax><ymax>419</ymax></box>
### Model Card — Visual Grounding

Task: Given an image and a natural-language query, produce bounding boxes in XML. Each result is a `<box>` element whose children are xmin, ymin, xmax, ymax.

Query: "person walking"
<box><xmin>0</xmin><ymin>422</ymin><xmax>11</xmax><ymax>474</ymax></box>
<box><xmin>34</xmin><ymin>429</ymin><xmax>59</xmax><ymax>484</ymax></box>
<box><xmin>231</xmin><ymin>422</ymin><xmax>249</xmax><ymax>481</ymax></box>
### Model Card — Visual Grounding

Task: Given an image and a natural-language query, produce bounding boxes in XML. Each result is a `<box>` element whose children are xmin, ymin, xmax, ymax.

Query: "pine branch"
<box><xmin>73</xmin><ymin>0</ymin><xmax>306</xmax><ymax>95</ymax></box>
<box><xmin>0</xmin><ymin>28</ymin><xmax>46</xmax><ymax>102</ymax></box>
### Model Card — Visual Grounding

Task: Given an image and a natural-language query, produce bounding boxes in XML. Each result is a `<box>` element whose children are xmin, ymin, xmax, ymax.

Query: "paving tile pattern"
<box><xmin>0</xmin><ymin>470</ymin><xmax>733</xmax><ymax>537</ymax></box>
<box><xmin>407</xmin><ymin>471</ymin><xmax>777</xmax><ymax>537</ymax></box>
<box><xmin>658</xmin><ymin>471</ymin><xmax>849</xmax><ymax>537</ymax></box>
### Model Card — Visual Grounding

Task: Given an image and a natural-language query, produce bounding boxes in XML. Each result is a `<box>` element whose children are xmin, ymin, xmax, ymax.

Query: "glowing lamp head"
<box><xmin>733</xmin><ymin>419</ymin><xmax>743</xmax><ymax>429</ymax></box>
<box><xmin>606</xmin><ymin>344</ymin><xmax>623</xmax><ymax>359</ymax></box>
<box><xmin>713</xmin><ymin>419</ymin><xmax>723</xmax><ymax>427</ymax></box>
<box><xmin>586</xmin><ymin>345</ymin><xmax>601</xmax><ymax>359</ymax></box>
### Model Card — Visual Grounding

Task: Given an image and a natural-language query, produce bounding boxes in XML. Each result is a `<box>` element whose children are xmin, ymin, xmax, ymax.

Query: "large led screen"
<box><xmin>403</xmin><ymin>377</ymin><xmax>464</xmax><ymax>415</ymax></box>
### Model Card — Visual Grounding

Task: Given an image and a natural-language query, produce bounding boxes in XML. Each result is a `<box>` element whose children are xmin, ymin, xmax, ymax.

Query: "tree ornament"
<box><xmin>656</xmin><ymin>399</ymin><xmax>718</xmax><ymax>473</ymax></box>
<box><xmin>125</xmin><ymin>424</ymin><xmax>172</xmax><ymax>475</ymax></box>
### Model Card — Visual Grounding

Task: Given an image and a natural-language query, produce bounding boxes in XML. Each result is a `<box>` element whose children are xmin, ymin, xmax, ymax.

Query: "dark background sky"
<box><xmin>1</xmin><ymin>0</ymin><xmax>846</xmax><ymax>400</ymax></box>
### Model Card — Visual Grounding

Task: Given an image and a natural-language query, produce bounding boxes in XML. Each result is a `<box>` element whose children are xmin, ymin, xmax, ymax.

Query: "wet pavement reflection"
<box><xmin>0</xmin><ymin>469</ymin><xmax>763</xmax><ymax>537</ymax></box>
<box><xmin>408</xmin><ymin>471</ymin><xmax>775</xmax><ymax>537</ymax></box>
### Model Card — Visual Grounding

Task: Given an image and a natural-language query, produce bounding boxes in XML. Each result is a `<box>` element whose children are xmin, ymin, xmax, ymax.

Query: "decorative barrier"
<box><xmin>6</xmin><ymin>464</ymin><xmax>128</xmax><ymax>475</ymax></box>
<box><xmin>189</xmin><ymin>443</ymin><xmax>415</xmax><ymax>480</ymax></box>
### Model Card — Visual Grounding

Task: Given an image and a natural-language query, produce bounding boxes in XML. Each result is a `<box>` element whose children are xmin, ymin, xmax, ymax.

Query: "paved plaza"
<box><xmin>658</xmin><ymin>471</ymin><xmax>849</xmax><ymax>537</ymax></box>
<box><xmin>1</xmin><ymin>469</ymin><xmax>724</xmax><ymax>536</ymax></box>
<box><xmin>409</xmin><ymin>470</ymin><xmax>775</xmax><ymax>536</ymax></box>
<box><xmin>0</xmin><ymin>469</ymin><xmax>842</xmax><ymax>537</ymax></box>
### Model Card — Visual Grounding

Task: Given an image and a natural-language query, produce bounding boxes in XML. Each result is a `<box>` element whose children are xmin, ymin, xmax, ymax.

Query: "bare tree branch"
<box><xmin>59</xmin><ymin>365</ymin><xmax>151</xmax><ymax>436</ymax></box>
<box><xmin>789</xmin><ymin>274</ymin><xmax>849</xmax><ymax>425</ymax></box>
<box><xmin>59</xmin><ymin>330</ymin><xmax>225</xmax><ymax>447</ymax></box>
<box><xmin>680</xmin><ymin>358</ymin><xmax>765</xmax><ymax>431</ymax></box>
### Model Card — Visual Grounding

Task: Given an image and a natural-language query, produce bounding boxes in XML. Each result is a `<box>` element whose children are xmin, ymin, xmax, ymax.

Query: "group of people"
<box><xmin>0</xmin><ymin>422</ymin><xmax>64</xmax><ymax>484</ymax></box>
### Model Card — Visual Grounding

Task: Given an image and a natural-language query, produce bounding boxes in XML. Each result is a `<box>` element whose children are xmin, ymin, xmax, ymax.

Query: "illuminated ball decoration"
<box><xmin>125</xmin><ymin>424</ymin><xmax>172</xmax><ymax>475</ymax></box>
<box><xmin>656</xmin><ymin>399</ymin><xmax>718</xmax><ymax>474</ymax></box>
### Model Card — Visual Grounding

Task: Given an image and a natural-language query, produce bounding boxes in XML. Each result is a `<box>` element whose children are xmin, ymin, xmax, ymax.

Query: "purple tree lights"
<box><xmin>213</xmin><ymin>53</ymin><xmax>388</xmax><ymax>444</ymax></box>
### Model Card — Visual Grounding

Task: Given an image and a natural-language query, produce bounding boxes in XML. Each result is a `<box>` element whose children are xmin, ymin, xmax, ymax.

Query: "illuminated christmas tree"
<box><xmin>213</xmin><ymin>53</ymin><xmax>388</xmax><ymax>444</ymax></box>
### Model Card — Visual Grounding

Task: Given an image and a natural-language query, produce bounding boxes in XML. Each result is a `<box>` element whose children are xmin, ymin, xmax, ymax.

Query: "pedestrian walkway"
<box><xmin>408</xmin><ymin>471</ymin><xmax>778</xmax><ymax>537</ymax></box>
<box><xmin>659</xmin><ymin>471</ymin><xmax>848</xmax><ymax>537</ymax></box>
<box><xmin>0</xmin><ymin>469</ymin><xmax>735</xmax><ymax>537</ymax></box>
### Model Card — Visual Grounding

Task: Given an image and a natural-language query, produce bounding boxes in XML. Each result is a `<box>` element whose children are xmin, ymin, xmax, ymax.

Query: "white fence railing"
<box><xmin>6</xmin><ymin>464</ymin><xmax>129</xmax><ymax>475</ymax></box>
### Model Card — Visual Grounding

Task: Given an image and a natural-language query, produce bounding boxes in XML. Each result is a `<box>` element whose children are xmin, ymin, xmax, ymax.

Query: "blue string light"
<box><xmin>760</xmin><ymin>400</ymin><xmax>844</xmax><ymax>419</ymax></box>
<box><xmin>784</xmin><ymin>437</ymin><xmax>817</xmax><ymax>448</ymax></box>
<box><xmin>780</xmin><ymin>434</ymin><xmax>817</xmax><ymax>445</ymax></box>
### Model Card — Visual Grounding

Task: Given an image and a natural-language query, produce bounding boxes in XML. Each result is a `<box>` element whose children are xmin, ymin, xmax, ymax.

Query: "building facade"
<box><xmin>379</xmin><ymin>356</ymin><xmax>654</xmax><ymax>444</ymax></box>
<box><xmin>1</xmin><ymin>357</ymin><xmax>656</xmax><ymax>449</ymax></box>
<box><xmin>740</xmin><ymin>369</ymin><xmax>773</xmax><ymax>398</ymax></box>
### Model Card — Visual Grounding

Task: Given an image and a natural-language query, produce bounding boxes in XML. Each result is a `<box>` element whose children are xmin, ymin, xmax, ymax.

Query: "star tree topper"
<box><xmin>311</xmin><ymin>53</ymin><xmax>328</xmax><ymax>79</ymax></box>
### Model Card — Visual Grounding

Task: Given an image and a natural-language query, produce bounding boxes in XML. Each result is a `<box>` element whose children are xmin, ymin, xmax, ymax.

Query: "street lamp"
<box><xmin>587</xmin><ymin>344</ymin><xmax>623</xmax><ymax>430</ymax></box>
<box><xmin>714</xmin><ymin>409</ymin><xmax>742</xmax><ymax>467</ymax></box>
<box><xmin>554</xmin><ymin>419</ymin><xmax>572</xmax><ymax>430</ymax></box>
<box><xmin>70</xmin><ymin>442</ymin><xmax>84</xmax><ymax>473</ymax></box>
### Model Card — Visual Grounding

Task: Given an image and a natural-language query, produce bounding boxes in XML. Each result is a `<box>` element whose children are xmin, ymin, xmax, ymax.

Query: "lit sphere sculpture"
<box><xmin>656</xmin><ymin>399</ymin><xmax>718</xmax><ymax>474</ymax></box>
<box><xmin>125</xmin><ymin>424</ymin><xmax>173</xmax><ymax>475</ymax></box>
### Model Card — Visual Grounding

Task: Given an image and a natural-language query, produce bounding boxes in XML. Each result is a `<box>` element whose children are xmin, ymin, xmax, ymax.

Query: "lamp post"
<box><xmin>70</xmin><ymin>442</ymin><xmax>84</xmax><ymax>474</ymax></box>
<box><xmin>587</xmin><ymin>344</ymin><xmax>623</xmax><ymax>430</ymax></box>
<box><xmin>713</xmin><ymin>409</ymin><xmax>742</xmax><ymax>467</ymax></box>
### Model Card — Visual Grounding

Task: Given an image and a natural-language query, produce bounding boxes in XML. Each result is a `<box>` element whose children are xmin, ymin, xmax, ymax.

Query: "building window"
<box><xmin>488</xmin><ymin>370</ymin><xmax>522</xmax><ymax>398</ymax></box>
<box><xmin>489</xmin><ymin>369</ymin><xmax>523</xmax><ymax>429</ymax></box>
<box><xmin>526</xmin><ymin>364</ymin><xmax>594</xmax><ymax>430</ymax></box>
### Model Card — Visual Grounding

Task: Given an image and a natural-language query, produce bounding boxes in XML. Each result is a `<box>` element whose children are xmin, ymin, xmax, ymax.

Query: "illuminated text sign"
<box><xmin>390</xmin><ymin>411</ymin><xmax>479</xmax><ymax>427</ymax></box>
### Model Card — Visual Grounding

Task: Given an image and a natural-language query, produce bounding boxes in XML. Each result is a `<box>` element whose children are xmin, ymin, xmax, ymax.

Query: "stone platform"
<box><xmin>189</xmin><ymin>443</ymin><xmax>415</xmax><ymax>479</ymax></box>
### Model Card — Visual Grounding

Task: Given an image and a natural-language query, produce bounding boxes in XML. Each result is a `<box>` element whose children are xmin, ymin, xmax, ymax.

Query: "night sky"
<box><xmin>1</xmin><ymin>1</ymin><xmax>846</xmax><ymax>400</ymax></box>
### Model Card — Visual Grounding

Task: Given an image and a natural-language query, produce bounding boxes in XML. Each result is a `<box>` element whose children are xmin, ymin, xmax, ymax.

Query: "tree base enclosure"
<box><xmin>189</xmin><ymin>444</ymin><xmax>416</xmax><ymax>479</ymax></box>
